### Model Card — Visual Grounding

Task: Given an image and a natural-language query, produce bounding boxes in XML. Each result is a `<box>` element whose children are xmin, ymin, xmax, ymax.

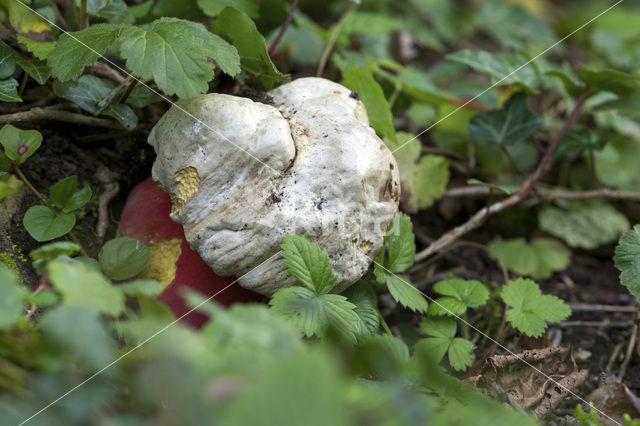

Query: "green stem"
<box><xmin>463</xmin><ymin>312</ymin><xmax>469</xmax><ymax>340</ymax></box>
<box><xmin>316</xmin><ymin>3</ymin><xmax>358</xmax><ymax>77</ymax></box>
<box><xmin>379</xmin><ymin>312</ymin><xmax>392</xmax><ymax>335</ymax></box>
<box><xmin>80</xmin><ymin>0</ymin><xmax>87</xmax><ymax>29</ymax></box>
<box><xmin>69</xmin><ymin>0</ymin><xmax>79</xmax><ymax>29</ymax></box>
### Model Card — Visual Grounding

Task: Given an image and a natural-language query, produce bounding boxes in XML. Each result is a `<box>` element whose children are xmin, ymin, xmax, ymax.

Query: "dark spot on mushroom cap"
<box><xmin>349</xmin><ymin>91</ymin><xmax>359</xmax><ymax>100</ymax></box>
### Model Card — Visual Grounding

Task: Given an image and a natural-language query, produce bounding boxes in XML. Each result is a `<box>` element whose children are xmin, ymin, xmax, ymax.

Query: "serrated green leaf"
<box><xmin>281</xmin><ymin>234</ymin><xmax>337</xmax><ymax>295</ymax></box>
<box><xmin>98</xmin><ymin>237</ymin><xmax>150</xmax><ymax>281</ymax></box>
<box><xmin>211</xmin><ymin>7</ymin><xmax>280</xmax><ymax>89</ymax></box>
<box><xmin>469</xmin><ymin>92</ymin><xmax>541</xmax><ymax>146</ymax></box>
<box><xmin>342</xmin><ymin>280</ymin><xmax>379</xmax><ymax>336</ymax></box>
<box><xmin>23</xmin><ymin>205</ymin><xmax>75</xmax><ymax>242</ymax></box>
<box><xmin>538</xmin><ymin>199</ymin><xmax>629</xmax><ymax>249</ymax></box>
<box><xmin>384</xmin><ymin>273</ymin><xmax>428</xmax><ymax>313</ymax></box>
<box><xmin>16</xmin><ymin>35</ymin><xmax>55</xmax><ymax>60</ymax></box>
<box><xmin>447</xmin><ymin>50</ymin><xmax>539</xmax><ymax>94</ymax></box>
<box><xmin>428</xmin><ymin>279</ymin><xmax>489</xmax><ymax>316</ymax></box>
<box><xmin>270</xmin><ymin>286</ymin><xmax>359</xmax><ymax>341</ymax></box>
<box><xmin>614</xmin><ymin>225</ymin><xmax>640</xmax><ymax>302</ymax></box>
<box><xmin>341</xmin><ymin>64</ymin><xmax>395</xmax><ymax>140</ymax></box>
<box><xmin>0</xmin><ymin>265</ymin><xmax>26</xmax><ymax>329</ymax></box>
<box><xmin>418</xmin><ymin>317</ymin><xmax>473</xmax><ymax>371</ymax></box>
<box><xmin>119</xmin><ymin>18</ymin><xmax>239</xmax><ymax>98</ymax></box>
<box><xmin>30</xmin><ymin>241</ymin><xmax>81</xmax><ymax>261</ymax></box>
<box><xmin>198</xmin><ymin>0</ymin><xmax>259</xmax><ymax>18</ymax></box>
<box><xmin>49</xmin><ymin>175</ymin><xmax>93</xmax><ymax>213</ymax></box>
<box><xmin>488</xmin><ymin>237</ymin><xmax>570</xmax><ymax>280</ymax></box>
<box><xmin>118</xmin><ymin>279</ymin><xmax>164</xmax><ymax>297</ymax></box>
<box><xmin>53</xmin><ymin>75</ymin><xmax>138</xmax><ymax>129</ymax></box>
<box><xmin>361</xmin><ymin>334</ymin><xmax>410</xmax><ymax>366</ymax></box>
<box><xmin>0</xmin><ymin>78</ymin><xmax>21</xmax><ymax>102</ymax></box>
<box><xmin>0</xmin><ymin>124</ymin><xmax>42</xmax><ymax>164</ymax></box>
<box><xmin>47</xmin><ymin>258</ymin><xmax>125</xmax><ymax>316</ymax></box>
<box><xmin>16</xmin><ymin>56</ymin><xmax>49</xmax><ymax>85</ymax></box>
<box><xmin>501</xmin><ymin>278</ymin><xmax>571</xmax><ymax>337</ymax></box>
<box><xmin>386</xmin><ymin>212</ymin><xmax>416</xmax><ymax>273</ymax></box>
<box><xmin>48</xmin><ymin>24</ymin><xmax>123</xmax><ymax>82</ymax></box>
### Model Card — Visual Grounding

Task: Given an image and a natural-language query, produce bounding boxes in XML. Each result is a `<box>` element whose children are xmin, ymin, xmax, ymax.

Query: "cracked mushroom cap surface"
<box><xmin>148</xmin><ymin>77</ymin><xmax>400</xmax><ymax>295</ymax></box>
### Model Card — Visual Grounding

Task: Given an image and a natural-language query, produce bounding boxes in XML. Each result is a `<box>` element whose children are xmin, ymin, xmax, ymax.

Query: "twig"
<box><xmin>606</xmin><ymin>342</ymin><xmax>626</xmax><ymax>373</ymax></box>
<box><xmin>569</xmin><ymin>304</ymin><xmax>639</xmax><ymax>313</ymax></box>
<box><xmin>316</xmin><ymin>3</ymin><xmax>358</xmax><ymax>77</ymax></box>
<box><xmin>51</xmin><ymin>3</ymin><xmax>71</xmax><ymax>31</ymax></box>
<box><xmin>96</xmin><ymin>167</ymin><xmax>120</xmax><ymax>239</ymax></box>
<box><xmin>268</xmin><ymin>0</ymin><xmax>299</xmax><ymax>56</ymax></box>
<box><xmin>618</xmin><ymin>321</ymin><xmax>638</xmax><ymax>381</ymax></box>
<box><xmin>501</xmin><ymin>146</ymin><xmax>525</xmax><ymax>179</ymax></box>
<box><xmin>0</xmin><ymin>106</ymin><xmax>122</xmax><ymax>129</ymax></box>
<box><xmin>555</xmin><ymin>320</ymin><xmax>634</xmax><ymax>328</ymax></box>
<box><xmin>118</xmin><ymin>79</ymin><xmax>138</xmax><ymax>105</ymax></box>
<box><xmin>530</xmin><ymin>133</ymin><xmax>545</xmax><ymax>153</ymax></box>
<box><xmin>88</xmin><ymin>62</ymin><xmax>126</xmax><ymax>84</ymax></box>
<box><xmin>18</xmin><ymin>73</ymin><xmax>29</xmax><ymax>97</ymax></box>
<box><xmin>444</xmin><ymin>185</ymin><xmax>640</xmax><ymax>202</ymax></box>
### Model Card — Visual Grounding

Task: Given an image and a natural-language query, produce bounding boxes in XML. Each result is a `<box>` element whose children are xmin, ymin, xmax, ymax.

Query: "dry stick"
<box><xmin>316</xmin><ymin>3</ymin><xmax>358</xmax><ymax>77</ymax></box>
<box><xmin>51</xmin><ymin>3</ymin><xmax>71</xmax><ymax>31</ymax></box>
<box><xmin>13</xmin><ymin>167</ymin><xmax>90</xmax><ymax>258</ymax></box>
<box><xmin>0</xmin><ymin>106</ymin><xmax>122</xmax><ymax>129</ymax></box>
<box><xmin>569</xmin><ymin>304</ymin><xmax>640</xmax><ymax>313</ymax></box>
<box><xmin>606</xmin><ymin>342</ymin><xmax>626</xmax><ymax>374</ymax></box>
<box><xmin>415</xmin><ymin>87</ymin><xmax>590</xmax><ymax>263</ymax></box>
<box><xmin>444</xmin><ymin>185</ymin><xmax>640</xmax><ymax>201</ymax></box>
<box><xmin>268</xmin><ymin>0</ymin><xmax>299</xmax><ymax>56</ymax></box>
<box><xmin>618</xmin><ymin>320</ymin><xmax>638</xmax><ymax>381</ymax></box>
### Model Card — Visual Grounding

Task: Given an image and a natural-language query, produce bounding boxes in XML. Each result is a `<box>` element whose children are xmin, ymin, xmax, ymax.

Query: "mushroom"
<box><xmin>148</xmin><ymin>77</ymin><xmax>400</xmax><ymax>295</ymax></box>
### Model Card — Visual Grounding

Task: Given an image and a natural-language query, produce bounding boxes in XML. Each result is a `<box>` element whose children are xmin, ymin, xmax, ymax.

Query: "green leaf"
<box><xmin>98</xmin><ymin>237</ymin><xmax>150</xmax><ymax>281</ymax></box>
<box><xmin>538</xmin><ymin>199</ymin><xmax>629</xmax><ymax>249</ymax></box>
<box><xmin>0</xmin><ymin>173</ymin><xmax>22</xmax><ymax>201</ymax></box>
<box><xmin>0</xmin><ymin>41</ymin><xmax>18</xmax><ymax>79</ymax></box>
<box><xmin>0</xmin><ymin>265</ymin><xmax>26</xmax><ymax>329</ymax></box>
<box><xmin>501</xmin><ymin>278</ymin><xmax>571</xmax><ymax>337</ymax></box>
<box><xmin>48</xmin><ymin>24</ymin><xmax>123</xmax><ymax>82</ymax></box>
<box><xmin>15</xmin><ymin>56</ymin><xmax>50</xmax><ymax>85</ymax></box>
<box><xmin>30</xmin><ymin>241</ymin><xmax>81</xmax><ymax>261</ymax></box>
<box><xmin>384</xmin><ymin>273</ymin><xmax>428</xmax><ymax>313</ymax></box>
<box><xmin>40</xmin><ymin>305</ymin><xmax>116</xmax><ymax>369</ymax></box>
<box><xmin>211</xmin><ymin>7</ymin><xmax>280</xmax><ymax>89</ymax></box>
<box><xmin>489</xmin><ymin>238</ymin><xmax>570</xmax><ymax>280</ymax></box>
<box><xmin>53</xmin><ymin>75</ymin><xmax>138</xmax><ymax>130</ymax></box>
<box><xmin>270</xmin><ymin>286</ymin><xmax>359</xmax><ymax>342</ymax></box>
<box><xmin>16</xmin><ymin>35</ymin><xmax>55</xmax><ymax>60</ymax></box>
<box><xmin>119</xmin><ymin>17</ymin><xmax>239</xmax><ymax>98</ymax></box>
<box><xmin>118</xmin><ymin>279</ymin><xmax>164</xmax><ymax>297</ymax></box>
<box><xmin>198</xmin><ymin>0</ymin><xmax>259</xmax><ymax>18</ymax></box>
<box><xmin>594</xmin><ymin>136</ymin><xmax>640</xmax><ymax>191</ymax></box>
<box><xmin>0</xmin><ymin>124</ymin><xmax>42</xmax><ymax>164</ymax></box>
<box><xmin>428</xmin><ymin>279</ymin><xmax>489</xmax><ymax>316</ymax></box>
<box><xmin>554</xmin><ymin>127</ymin><xmax>605</xmax><ymax>159</ymax></box>
<box><xmin>385</xmin><ymin>212</ymin><xmax>416</xmax><ymax>273</ymax></box>
<box><xmin>265</xmin><ymin>24</ymin><xmax>324</xmax><ymax>67</ymax></box>
<box><xmin>341</xmin><ymin>64</ymin><xmax>395</xmax><ymax>140</ymax></box>
<box><xmin>281</xmin><ymin>234</ymin><xmax>337</xmax><ymax>295</ymax></box>
<box><xmin>578</xmin><ymin>67</ymin><xmax>640</xmax><ymax>97</ymax></box>
<box><xmin>342</xmin><ymin>280</ymin><xmax>379</xmax><ymax>336</ymax></box>
<box><xmin>469</xmin><ymin>92</ymin><xmax>541</xmax><ymax>146</ymax></box>
<box><xmin>23</xmin><ymin>205</ymin><xmax>76</xmax><ymax>242</ymax></box>
<box><xmin>614</xmin><ymin>225</ymin><xmax>640</xmax><ymax>302</ymax></box>
<box><xmin>418</xmin><ymin>317</ymin><xmax>473</xmax><ymax>371</ymax></box>
<box><xmin>447</xmin><ymin>50</ymin><xmax>539</xmax><ymax>94</ymax></box>
<box><xmin>0</xmin><ymin>78</ymin><xmax>21</xmax><ymax>102</ymax></box>
<box><xmin>125</xmin><ymin>84</ymin><xmax>162</xmax><ymax>108</ymax></box>
<box><xmin>49</xmin><ymin>175</ymin><xmax>93</xmax><ymax>212</ymax></box>
<box><xmin>47</xmin><ymin>258</ymin><xmax>125</xmax><ymax>316</ymax></box>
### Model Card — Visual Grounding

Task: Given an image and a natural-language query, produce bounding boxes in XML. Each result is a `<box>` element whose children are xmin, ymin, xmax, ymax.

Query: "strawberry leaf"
<box><xmin>281</xmin><ymin>234</ymin><xmax>337</xmax><ymax>295</ymax></box>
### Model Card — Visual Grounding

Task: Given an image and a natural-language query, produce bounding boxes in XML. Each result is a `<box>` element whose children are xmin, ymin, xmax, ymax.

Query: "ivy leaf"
<box><xmin>417</xmin><ymin>317</ymin><xmax>473</xmax><ymax>371</ymax></box>
<box><xmin>501</xmin><ymin>278</ymin><xmax>571</xmax><ymax>337</ymax></box>
<box><xmin>384</xmin><ymin>274</ymin><xmax>428</xmax><ymax>313</ymax></box>
<box><xmin>489</xmin><ymin>237</ymin><xmax>570</xmax><ymax>280</ymax></box>
<box><xmin>0</xmin><ymin>124</ymin><xmax>42</xmax><ymax>164</ymax></box>
<box><xmin>342</xmin><ymin>279</ymin><xmax>380</xmax><ymax>336</ymax></box>
<box><xmin>0</xmin><ymin>78</ymin><xmax>21</xmax><ymax>102</ymax></box>
<box><xmin>48</xmin><ymin>24</ymin><xmax>123</xmax><ymax>82</ymax></box>
<box><xmin>0</xmin><ymin>265</ymin><xmax>26</xmax><ymax>329</ymax></box>
<box><xmin>47</xmin><ymin>258</ymin><xmax>125</xmax><ymax>317</ymax></box>
<box><xmin>270</xmin><ymin>286</ymin><xmax>360</xmax><ymax>342</ymax></box>
<box><xmin>428</xmin><ymin>279</ymin><xmax>490</xmax><ymax>316</ymax></box>
<box><xmin>0</xmin><ymin>41</ymin><xmax>18</xmax><ymax>79</ymax></box>
<box><xmin>23</xmin><ymin>205</ymin><xmax>75</xmax><ymax>242</ymax></box>
<box><xmin>53</xmin><ymin>75</ymin><xmax>138</xmax><ymax>130</ymax></box>
<box><xmin>469</xmin><ymin>93</ymin><xmax>541</xmax><ymax>146</ymax></box>
<box><xmin>118</xmin><ymin>17</ymin><xmax>239</xmax><ymax>98</ymax></box>
<box><xmin>0</xmin><ymin>173</ymin><xmax>22</xmax><ymax>201</ymax></box>
<box><xmin>211</xmin><ymin>7</ymin><xmax>281</xmax><ymax>89</ymax></box>
<box><xmin>447</xmin><ymin>50</ymin><xmax>539</xmax><ymax>94</ymax></box>
<box><xmin>538</xmin><ymin>199</ymin><xmax>629</xmax><ymax>249</ymax></box>
<box><xmin>118</xmin><ymin>279</ymin><xmax>164</xmax><ymax>297</ymax></box>
<box><xmin>49</xmin><ymin>175</ymin><xmax>93</xmax><ymax>213</ymax></box>
<box><xmin>554</xmin><ymin>127</ymin><xmax>605</xmax><ymax>159</ymax></box>
<box><xmin>281</xmin><ymin>234</ymin><xmax>337</xmax><ymax>295</ymax></box>
<box><xmin>578</xmin><ymin>67</ymin><xmax>640</xmax><ymax>97</ymax></box>
<box><xmin>385</xmin><ymin>212</ymin><xmax>416</xmax><ymax>273</ymax></box>
<box><xmin>15</xmin><ymin>57</ymin><xmax>50</xmax><ymax>85</ymax></box>
<box><xmin>198</xmin><ymin>0</ymin><xmax>259</xmax><ymax>18</ymax></box>
<box><xmin>614</xmin><ymin>225</ymin><xmax>640</xmax><ymax>302</ymax></box>
<box><xmin>98</xmin><ymin>237</ymin><xmax>150</xmax><ymax>281</ymax></box>
<box><xmin>341</xmin><ymin>64</ymin><xmax>396</xmax><ymax>141</ymax></box>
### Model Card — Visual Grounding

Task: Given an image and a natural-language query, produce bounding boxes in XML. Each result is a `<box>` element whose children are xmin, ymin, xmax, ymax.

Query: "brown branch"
<box><xmin>268</xmin><ymin>0</ymin><xmax>299</xmax><ymax>56</ymax></box>
<box><xmin>88</xmin><ymin>61</ymin><xmax>126</xmax><ymax>84</ymax></box>
<box><xmin>444</xmin><ymin>185</ymin><xmax>640</xmax><ymax>202</ymax></box>
<box><xmin>0</xmin><ymin>106</ymin><xmax>122</xmax><ymax>129</ymax></box>
<box><xmin>444</xmin><ymin>95</ymin><xmax>493</xmax><ymax>112</ymax></box>
<box><xmin>415</xmin><ymin>87</ymin><xmax>591</xmax><ymax>263</ymax></box>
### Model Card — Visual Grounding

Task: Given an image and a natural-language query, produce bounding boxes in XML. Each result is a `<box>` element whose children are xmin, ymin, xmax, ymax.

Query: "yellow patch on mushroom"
<box><xmin>170</xmin><ymin>166</ymin><xmax>200</xmax><ymax>216</ymax></box>
<box><xmin>359</xmin><ymin>240</ymin><xmax>373</xmax><ymax>253</ymax></box>
<box><xmin>136</xmin><ymin>238</ymin><xmax>182</xmax><ymax>287</ymax></box>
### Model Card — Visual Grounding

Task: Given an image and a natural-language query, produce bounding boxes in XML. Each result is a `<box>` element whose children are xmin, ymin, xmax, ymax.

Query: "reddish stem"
<box><xmin>268</xmin><ymin>0</ymin><xmax>299</xmax><ymax>57</ymax></box>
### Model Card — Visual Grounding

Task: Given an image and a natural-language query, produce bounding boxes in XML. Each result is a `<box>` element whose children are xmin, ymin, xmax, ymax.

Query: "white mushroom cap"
<box><xmin>148</xmin><ymin>77</ymin><xmax>400</xmax><ymax>295</ymax></box>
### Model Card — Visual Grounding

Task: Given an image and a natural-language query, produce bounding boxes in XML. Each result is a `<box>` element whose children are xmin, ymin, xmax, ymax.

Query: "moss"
<box><xmin>0</xmin><ymin>252</ymin><xmax>20</xmax><ymax>277</ymax></box>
